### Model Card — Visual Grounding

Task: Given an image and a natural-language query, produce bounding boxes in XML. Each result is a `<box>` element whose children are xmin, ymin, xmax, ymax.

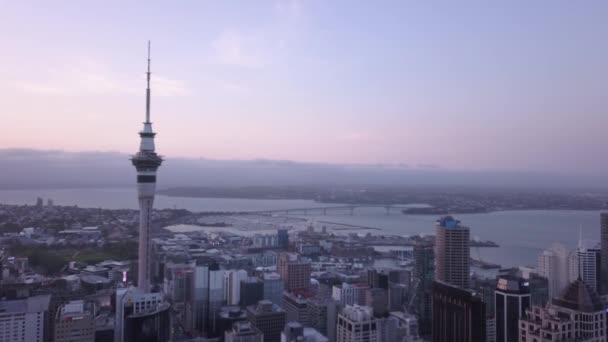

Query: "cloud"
<box><xmin>12</xmin><ymin>59</ymin><xmax>188</xmax><ymax>97</ymax></box>
<box><xmin>210</xmin><ymin>31</ymin><xmax>265</xmax><ymax>68</ymax></box>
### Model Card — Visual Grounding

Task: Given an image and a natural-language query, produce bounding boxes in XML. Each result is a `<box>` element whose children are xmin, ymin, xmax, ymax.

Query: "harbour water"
<box><xmin>0</xmin><ymin>188</ymin><xmax>601</xmax><ymax>269</ymax></box>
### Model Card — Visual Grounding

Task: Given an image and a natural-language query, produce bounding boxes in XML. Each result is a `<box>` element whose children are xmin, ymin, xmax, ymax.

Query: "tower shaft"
<box><xmin>132</xmin><ymin>41</ymin><xmax>162</xmax><ymax>292</ymax></box>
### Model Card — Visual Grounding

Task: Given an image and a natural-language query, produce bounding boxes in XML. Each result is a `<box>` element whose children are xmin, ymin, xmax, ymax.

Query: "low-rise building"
<box><xmin>0</xmin><ymin>295</ymin><xmax>51</xmax><ymax>342</ymax></box>
<box><xmin>54</xmin><ymin>300</ymin><xmax>95</xmax><ymax>342</ymax></box>
<box><xmin>225</xmin><ymin>321</ymin><xmax>263</xmax><ymax>342</ymax></box>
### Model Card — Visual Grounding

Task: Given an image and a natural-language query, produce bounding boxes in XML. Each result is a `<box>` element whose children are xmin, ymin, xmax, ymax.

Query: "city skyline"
<box><xmin>2</xmin><ymin>3</ymin><xmax>608</xmax><ymax>340</ymax></box>
<box><xmin>1</xmin><ymin>1</ymin><xmax>608</xmax><ymax>176</ymax></box>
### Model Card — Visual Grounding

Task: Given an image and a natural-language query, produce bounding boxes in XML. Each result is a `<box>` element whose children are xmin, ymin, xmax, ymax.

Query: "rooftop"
<box><xmin>436</xmin><ymin>216</ymin><xmax>461</xmax><ymax>228</ymax></box>
<box><xmin>496</xmin><ymin>275</ymin><xmax>530</xmax><ymax>294</ymax></box>
<box><xmin>553</xmin><ymin>278</ymin><xmax>603</xmax><ymax>312</ymax></box>
<box><xmin>0</xmin><ymin>295</ymin><xmax>50</xmax><ymax>315</ymax></box>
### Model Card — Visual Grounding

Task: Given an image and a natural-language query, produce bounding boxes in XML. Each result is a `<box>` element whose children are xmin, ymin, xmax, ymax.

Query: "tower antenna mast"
<box><xmin>146</xmin><ymin>40</ymin><xmax>151</xmax><ymax>123</ymax></box>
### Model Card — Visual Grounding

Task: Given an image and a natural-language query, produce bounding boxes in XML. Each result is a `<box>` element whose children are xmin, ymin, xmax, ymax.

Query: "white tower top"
<box><xmin>146</xmin><ymin>40</ymin><xmax>151</xmax><ymax>124</ymax></box>
<box><xmin>139</xmin><ymin>41</ymin><xmax>156</xmax><ymax>152</ymax></box>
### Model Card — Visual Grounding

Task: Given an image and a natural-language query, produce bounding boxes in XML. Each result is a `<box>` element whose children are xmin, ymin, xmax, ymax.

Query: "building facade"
<box><xmin>307</xmin><ymin>298</ymin><xmax>338</xmax><ymax>342</ymax></box>
<box><xmin>240</xmin><ymin>276</ymin><xmax>264</xmax><ymax>307</ymax></box>
<box><xmin>282</xmin><ymin>292</ymin><xmax>309</xmax><ymax>326</ymax></box>
<box><xmin>0</xmin><ymin>295</ymin><xmax>50</xmax><ymax>342</ymax></box>
<box><xmin>262</xmin><ymin>272</ymin><xmax>284</xmax><ymax>306</ymax></box>
<box><xmin>54</xmin><ymin>301</ymin><xmax>95</xmax><ymax>342</ymax></box>
<box><xmin>434</xmin><ymin>216</ymin><xmax>470</xmax><ymax>288</ymax></box>
<box><xmin>282</xmin><ymin>322</ymin><xmax>329</xmax><ymax>342</ymax></box>
<box><xmin>519</xmin><ymin>279</ymin><xmax>606</xmax><ymax>342</ymax></box>
<box><xmin>537</xmin><ymin>243</ymin><xmax>576</xmax><ymax>300</ymax></box>
<box><xmin>494</xmin><ymin>275</ymin><xmax>530</xmax><ymax>342</ymax></box>
<box><xmin>332</xmin><ymin>283</ymin><xmax>368</xmax><ymax>306</ymax></box>
<box><xmin>225</xmin><ymin>269</ymin><xmax>248</xmax><ymax>306</ymax></box>
<box><xmin>412</xmin><ymin>242</ymin><xmax>434</xmax><ymax>337</ymax></box>
<box><xmin>278</xmin><ymin>229</ymin><xmax>289</xmax><ymax>249</ymax></box>
<box><xmin>600</xmin><ymin>212</ymin><xmax>608</xmax><ymax>296</ymax></box>
<box><xmin>575</xmin><ymin>239</ymin><xmax>602</xmax><ymax>294</ymax></box>
<box><xmin>278</xmin><ymin>253</ymin><xmax>312</xmax><ymax>293</ymax></box>
<box><xmin>432</xmin><ymin>280</ymin><xmax>486</xmax><ymax>342</ymax></box>
<box><xmin>247</xmin><ymin>300</ymin><xmax>286</xmax><ymax>342</ymax></box>
<box><xmin>115</xmin><ymin>288</ymin><xmax>170</xmax><ymax>342</ymax></box>
<box><xmin>224</xmin><ymin>321</ymin><xmax>263</xmax><ymax>342</ymax></box>
<box><xmin>336</xmin><ymin>305</ymin><xmax>380</xmax><ymax>342</ymax></box>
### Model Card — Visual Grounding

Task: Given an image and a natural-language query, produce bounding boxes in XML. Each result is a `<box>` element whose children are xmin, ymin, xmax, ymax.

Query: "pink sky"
<box><xmin>1</xmin><ymin>1</ymin><xmax>607</xmax><ymax>174</ymax></box>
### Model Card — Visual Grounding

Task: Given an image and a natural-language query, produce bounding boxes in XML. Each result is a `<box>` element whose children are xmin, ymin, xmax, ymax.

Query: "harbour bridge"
<box><xmin>250</xmin><ymin>204</ymin><xmax>411</xmax><ymax>216</ymax></box>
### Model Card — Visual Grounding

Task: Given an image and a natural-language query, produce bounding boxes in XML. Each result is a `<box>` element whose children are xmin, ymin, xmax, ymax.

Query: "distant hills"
<box><xmin>0</xmin><ymin>148</ymin><xmax>605</xmax><ymax>190</ymax></box>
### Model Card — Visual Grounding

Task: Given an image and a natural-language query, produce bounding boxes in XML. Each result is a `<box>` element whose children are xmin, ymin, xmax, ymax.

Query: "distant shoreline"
<box><xmin>158</xmin><ymin>186</ymin><xmax>608</xmax><ymax>213</ymax></box>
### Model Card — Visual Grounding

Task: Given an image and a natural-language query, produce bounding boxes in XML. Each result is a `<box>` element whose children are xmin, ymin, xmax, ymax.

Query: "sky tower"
<box><xmin>131</xmin><ymin>41</ymin><xmax>163</xmax><ymax>292</ymax></box>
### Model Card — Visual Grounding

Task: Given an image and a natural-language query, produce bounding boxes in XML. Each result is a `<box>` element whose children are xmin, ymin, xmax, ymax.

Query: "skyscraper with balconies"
<box><xmin>434</xmin><ymin>216</ymin><xmax>470</xmax><ymax>288</ymax></box>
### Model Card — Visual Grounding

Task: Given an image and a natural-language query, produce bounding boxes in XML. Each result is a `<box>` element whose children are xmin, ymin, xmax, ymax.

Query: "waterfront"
<box><xmin>0</xmin><ymin>188</ymin><xmax>601</xmax><ymax>270</ymax></box>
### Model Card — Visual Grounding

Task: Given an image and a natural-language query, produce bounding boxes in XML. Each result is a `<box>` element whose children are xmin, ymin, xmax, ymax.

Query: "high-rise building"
<box><xmin>387</xmin><ymin>282</ymin><xmax>407</xmax><ymax>312</ymax></box>
<box><xmin>282</xmin><ymin>322</ymin><xmax>329</xmax><ymax>342</ymax></box>
<box><xmin>432</xmin><ymin>280</ymin><xmax>486</xmax><ymax>342</ymax></box>
<box><xmin>253</xmin><ymin>234</ymin><xmax>279</xmax><ymax>248</ymax></box>
<box><xmin>519</xmin><ymin>279</ymin><xmax>606</xmax><ymax>341</ymax></box>
<box><xmin>209</xmin><ymin>266</ymin><xmax>226</xmax><ymax>337</ymax></box>
<box><xmin>367</xmin><ymin>269</ymin><xmax>389</xmax><ymax>290</ymax></box>
<box><xmin>574</xmin><ymin>239</ymin><xmax>602</xmax><ymax>294</ymax></box>
<box><xmin>262</xmin><ymin>272</ymin><xmax>284</xmax><ymax>306</ymax></box>
<box><xmin>412</xmin><ymin>242</ymin><xmax>434</xmax><ymax>337</ymax></box>
<box><xmin>185</xmin><ymin>260</ymin><xmax>225</xmax><ymax>337</ymax></box>
<box><xmin>224</xmin><ymin>321</ymin><xmax>263</xmax><ymax>342</ymax></box>
<box><xmin>131</xmin><ymin>42</ymin><xmax>163</xmax><ymax>293</ymax></box>
<box><xmin>115</xmin><ymin>287</ymin><xmax>170</xmax><ymax>342</ymax></box>
<box><xmin>336</xmin><ymin>305</ymin><xmax>380</xmax><ymax>342</ymax></box>
<box><xmin>278</xmin><ymin>229</ymin><xmax>289</xmax><ymax>249</ymax></box>
<box><xmin>331</xmin><ymin>283</ymin><xmax>368</xmax><ymax>306</ymax></box>
<box><xmin>388</xmin><ymin>269</ymin><xmax>411</xmax><ymax>286</ymax></box>
<box><xmin>601</xmin><ymin>212</ymin><xmax>608</xmax><ymax>295</ymax></box>
<box><xmin>307</xmin><ymin>298</ymin><xmax>338</xmax><ymax>342</ymax></box>
<box><xmin>364</xmin><ymin>288</ymin><xmax>388</xmax><ymax>318</ymax></box>
<box><xmin>527</xmin><ymin>273</ymin><xmax>549</xmax><ymax>307</ymax></box>
<box><xmin>278</xmin><ymin>253</ymin><xmax>311</xmax><ymax>293</ymax></box>
<box><xmin>537</xmin><ymin>243</ymin><xmax>576</xmax><ymax>299</ymax></box>
<box><xmin>377</xmin><ymin>315</ymin><xmax>401</xmax><ymax>342</ymax></box>
<box><xmin>388</xmin><ymin>311</ymin><xmax>422</xmax><ymax>342</ymax></box>
<box><xmin>189</xmin><ymin>263</ymin><xmax>211</xmax><ymax>334</ymax></box>
<box><xmin>0</xmin><ymin>295</ymin><xmax>50</xmax><ymax>342</ymax></box>
<box><xmin>164</xmin><ymin>262</ymin><xmax>193</xmax><ymax>327</ymax></box>
<box><xmin>218</xmin><ymin>306</ymin><xmax>248</xmax><ymax>338</ymax></box>
<box><xmin>434</xmin><ymin>216</ymin><xmax>470</xmax><ymax>288</ymax></box>
<box><xmin>225</xmin><ymin>269</ymin><xmax>248</xmax><ymax>306</ymax></box>
<box><xmin>485</xmin><ymin>317</ymin><xmax>496</xmax><ymax>342</ymax></box>
<box><xmin>164</xmin><ymin>262</ymin><xmax>192</xmax><ymax>303</ymax></box>
<box><xmin>494</xmin><ymin>275</ymin><xmax>530</xmax><ymax>342</ymax></box>
<box><xmin>247</xmin><ymin>300</ymin><xmax>286</xmax><ymax>342</ymax></box>
<box><xmin>282</xmin><ymin>292</ymin><xmax>309</xmax><ymax>325</ymax></box>
<box><xmin>240</xmin><ymin>276</ymin><xmax>264</xmax><ymax>307</ymax></box>
<box><xmin>54</xmin><ymin>301</ymin><xmax>95</xmax><ymax>342</ymax></box>
<box><xmin>254</xmin><ymin>251</ymin><xmax>279</xmax><ymax>267</ymax></box>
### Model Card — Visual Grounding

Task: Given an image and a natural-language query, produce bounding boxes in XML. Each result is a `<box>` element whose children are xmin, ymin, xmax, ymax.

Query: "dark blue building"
<box><xmin>277</xmin><ymin>229</ymin><xmax>289</xmax><ymax>249</ymax></box>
